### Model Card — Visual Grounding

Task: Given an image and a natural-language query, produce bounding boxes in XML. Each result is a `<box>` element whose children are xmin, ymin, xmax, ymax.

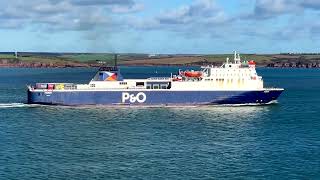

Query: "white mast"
<box><xmin>234</xmin><ymin>51</ymin><xmax>241</xmax><ymax>64</ymax></box>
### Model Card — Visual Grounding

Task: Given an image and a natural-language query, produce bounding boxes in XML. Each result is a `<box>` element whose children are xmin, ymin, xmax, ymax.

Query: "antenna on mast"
<box><xmin>234</xmin><ymin>51</ymin><xmax>241</xmax><ymax>64</ymax></box>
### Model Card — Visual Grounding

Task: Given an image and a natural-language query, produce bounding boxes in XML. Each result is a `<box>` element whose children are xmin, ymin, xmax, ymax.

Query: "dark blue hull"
<box><xmin>27</xmin><ymin>89</ymin><xmax>284</xmax><ymax>106</ymax></box>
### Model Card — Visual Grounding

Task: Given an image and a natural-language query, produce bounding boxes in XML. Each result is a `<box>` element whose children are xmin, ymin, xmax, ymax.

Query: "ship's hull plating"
<box><xmin>27</xmin><ymin>89</ymin><xmax>283</xmax><ymax>106</ymax></box>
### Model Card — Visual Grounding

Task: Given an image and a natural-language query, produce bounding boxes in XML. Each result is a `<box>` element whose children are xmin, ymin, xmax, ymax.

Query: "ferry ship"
<box><xmin>27</xmin><ymin>52</ymin><xmax>284</xmax><ymax>106</ymax></box>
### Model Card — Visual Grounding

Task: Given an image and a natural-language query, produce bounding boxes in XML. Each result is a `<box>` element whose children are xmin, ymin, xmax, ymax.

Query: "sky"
<box><xmin>0</xmin><ymin>0</ymin><xmax>320</xmax><ymax>54</ymax></box>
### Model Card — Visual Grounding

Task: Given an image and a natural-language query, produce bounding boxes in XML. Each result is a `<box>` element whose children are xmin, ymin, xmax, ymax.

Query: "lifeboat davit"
<box><xmin>183</xmin><ymin>71</ymin><xmax>202</xmax><ymax>78</ymax></box>
<box><xmin>172</xmin><ymin>76</ymin><xmax>182</xmax><ymax>81</ymax></box>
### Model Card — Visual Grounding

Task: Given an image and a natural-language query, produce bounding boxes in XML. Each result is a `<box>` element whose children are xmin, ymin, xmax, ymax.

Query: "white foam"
<box><xmin>0</xmin><ymin>103</ymin><xmax>39</xmax><ymax>108</ymax></box>
<box><xmin>40</xmin><ymin>101</ymin><xmax>278</xmax><ymax>110</ymax></box>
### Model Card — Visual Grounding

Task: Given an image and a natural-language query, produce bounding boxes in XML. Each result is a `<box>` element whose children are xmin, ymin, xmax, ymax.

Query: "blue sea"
<box><xmin>0</xmin><ymin>67</ymin><xmax>319</xmax><ymax>179</ymax></box>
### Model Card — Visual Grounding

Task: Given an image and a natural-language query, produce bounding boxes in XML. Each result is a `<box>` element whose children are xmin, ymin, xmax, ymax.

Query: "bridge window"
<box><xmin>136</xmin><ymin>82</ymin><xmax>144</xmax><ymax>87</ymax></box>
<box><xmin>147</xmin><ymin>82</ymin><xmax>170</xmax><ymax>89</ymax></box>
<box><xmin>160</xmin><ymin>85</ymin><xmax>167</xmax><ymax>89</ymax></box>
<box><xmin>153</xmin><ymin>84</ymin><xmax>159</xmax><ymax>89</ymax></box>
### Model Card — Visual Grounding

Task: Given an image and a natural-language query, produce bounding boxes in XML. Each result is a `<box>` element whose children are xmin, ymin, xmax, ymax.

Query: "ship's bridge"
<box><xmin>200</xmin><ymin>52</ymin><xmax>258</xmax><ymax>78</ymax></box>
<box><xmin>188</xmin><ymin>52</ymin><xmax>264</xmax><ymax>90</ymax></box>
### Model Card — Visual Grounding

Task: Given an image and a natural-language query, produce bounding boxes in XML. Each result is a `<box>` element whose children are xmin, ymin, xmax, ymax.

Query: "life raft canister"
<box><xmin>248</xmin><ymin>60</ymin><xmax>256</xmax><ymax>65</ymax></box>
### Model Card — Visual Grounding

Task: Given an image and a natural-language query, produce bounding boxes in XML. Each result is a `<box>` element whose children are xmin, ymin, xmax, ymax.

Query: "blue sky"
<box><xmin>0</xmin><ymin>0</ymin><xmax>320</xmax><ymax>54</ymax></box>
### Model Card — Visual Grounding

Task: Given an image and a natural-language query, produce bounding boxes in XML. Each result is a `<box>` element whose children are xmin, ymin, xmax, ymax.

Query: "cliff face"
<box><xmin>266</xmin><ymin>56</ymin><xmax>320</xmax><ymax>68</ymax></box>
<box><xmin>267</xmin><ymin>62</ymin><xmax>320</xmax><ymax>68</ymax></box>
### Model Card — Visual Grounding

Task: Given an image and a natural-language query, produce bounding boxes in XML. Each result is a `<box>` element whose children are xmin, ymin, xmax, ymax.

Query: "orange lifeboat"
<box><xmin>183</xmin><ymin>71</ymin><xmax>202</xmax><ymax>78</ymax></box>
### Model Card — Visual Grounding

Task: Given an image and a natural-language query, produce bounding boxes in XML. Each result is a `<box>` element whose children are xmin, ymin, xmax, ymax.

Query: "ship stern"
<box><xmin>27</xmin><ymin>86</ymin><xmax>35</xmax><ymax>104</ymax></box>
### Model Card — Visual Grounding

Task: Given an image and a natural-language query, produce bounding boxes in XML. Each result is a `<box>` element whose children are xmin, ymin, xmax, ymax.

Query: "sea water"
<box><xmin>0</xmin><ymin>67</ymin><xmax>319</xmax><ymax>179</ymax></box>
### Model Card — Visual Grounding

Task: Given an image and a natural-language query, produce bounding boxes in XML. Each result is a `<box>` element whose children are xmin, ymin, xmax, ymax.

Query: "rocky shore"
<box><xmin>266</xmin><ymin>62</ymin><xmax>320</xmax><ymax>68</ymax></box>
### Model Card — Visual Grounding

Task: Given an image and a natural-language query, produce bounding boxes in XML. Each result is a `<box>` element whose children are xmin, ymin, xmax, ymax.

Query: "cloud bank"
<box><xmin>0</xmin><ymin>0</ymin><xmax>319</xmax><ymax>53</ymax></box>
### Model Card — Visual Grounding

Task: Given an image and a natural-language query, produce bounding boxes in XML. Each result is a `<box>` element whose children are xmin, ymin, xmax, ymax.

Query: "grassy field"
<box><xmin>0</xmin><ymin>54</ymin><xmax>16</xmax><ymax>59</ymax></box>
<box><xmin>60</xmin><ymin>53</ymin><xmax>115</xmax><ymax>62</ymax></box>
<box><xmin>204</xmin><ymin>54</ymin><xmax>274</xmax><ymax>64</ymax></box>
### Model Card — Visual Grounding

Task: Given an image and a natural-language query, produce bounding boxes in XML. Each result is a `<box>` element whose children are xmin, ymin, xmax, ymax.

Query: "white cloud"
<box><xmin>0</xmin><ymin>0</ymin><xmax>319</xmax><ymax>51</ymax></box>
<box><xmin>300</xmin><ymin>0</ymin><xmax>320</xmax><ymax>10</ymax></box>
<box><xmin>0</xmin><ymin>0</ymin><xmax>142</xmax><ymax>31</ymax></box>
<box><xmin>111</xmin><ymin>3</ymin><xmax>144</xmax><ymax>13</ymax></box>
<box><xmin>248</xmin><ymin>0</ymin><xmax>320</xmax><ymax>20</ymax></box>
<box><xmin>251</xmin><ymin>0</ymin><xmax>301</xmax><ymax>19</ymax></box>
<box><xmin>157</xmin><ymin>0</ymin><xmax>225</xmax><ymax>25</ymax></box>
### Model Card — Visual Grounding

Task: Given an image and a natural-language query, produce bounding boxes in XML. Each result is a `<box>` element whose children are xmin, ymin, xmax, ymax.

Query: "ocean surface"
<box><xmin>0</xmin><ymin>67</ymin><xmax>319</xmax><ymax>179</ymax></box>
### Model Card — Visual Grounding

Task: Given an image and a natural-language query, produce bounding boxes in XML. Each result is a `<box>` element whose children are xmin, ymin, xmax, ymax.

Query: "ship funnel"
<box><xmin>114</xmin><ymin>54</ymin><xmax>118</xmax><ymax>67</ymax></box>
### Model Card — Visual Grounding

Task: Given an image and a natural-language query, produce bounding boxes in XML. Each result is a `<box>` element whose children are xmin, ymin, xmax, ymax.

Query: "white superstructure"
<box><xmin>187</xmin><ymin>51</ymin><xmax>263</xmax><ymax>90</ymax></box>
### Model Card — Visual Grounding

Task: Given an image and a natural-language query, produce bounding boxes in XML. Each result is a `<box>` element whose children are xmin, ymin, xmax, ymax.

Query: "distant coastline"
<box><xmin>0</xmin><ymin>52</ymin><xmax>320</xmax><ymax>68</ymax></box>
<box><xmin>0</xmin><ymin>58</ymin><xmax>99</xmax><ymax>68</ymax></box>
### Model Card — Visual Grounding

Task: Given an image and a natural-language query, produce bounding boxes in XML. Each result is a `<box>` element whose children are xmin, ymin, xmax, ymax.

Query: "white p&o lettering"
<box><xmin>122</xmin><ymin>92</ymin><xmax>146</xmax><ymax>103</ymax></box>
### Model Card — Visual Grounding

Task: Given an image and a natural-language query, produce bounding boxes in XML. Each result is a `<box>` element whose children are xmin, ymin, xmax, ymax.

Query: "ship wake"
<box><xmin>0</xmin><ymin>103</ymin><xmax>40</xmax><ymax>108</ymax></box>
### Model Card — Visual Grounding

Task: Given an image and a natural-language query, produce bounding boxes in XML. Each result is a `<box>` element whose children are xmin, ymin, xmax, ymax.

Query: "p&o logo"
<box><xmin>122</xmin><ymin>92</ymin><xmax>146</xmax><ymax>103</ymax></box>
